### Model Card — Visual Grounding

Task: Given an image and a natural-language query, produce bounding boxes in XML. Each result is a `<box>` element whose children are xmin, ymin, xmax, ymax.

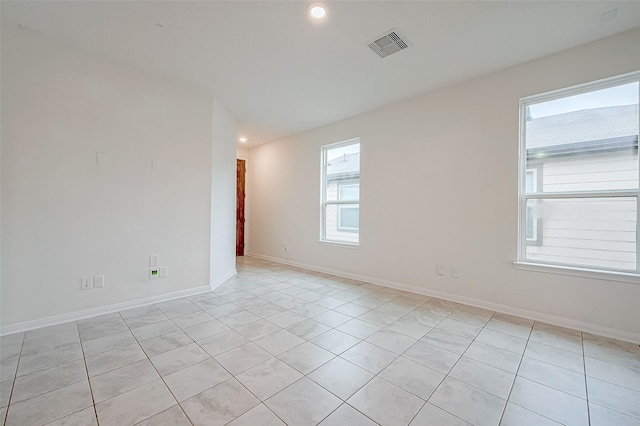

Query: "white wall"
<box><xmin>211</xmin><ymin>100</ymin><xmax>238</xmax><ymax>284</ymax></box>
<box><xmin>247</xmin><ymin>28</ymin><xmax>640</xmax><ymax>342</ymax></box>
<box><xmin>237</xmin><ymin>146</ymin><xmax>249</xmax><ymax>159</ymax></box>
<box><xmin>1</xmin><ymin>27</ymin><xmax>235</xmax><ymax>329</ymax></box>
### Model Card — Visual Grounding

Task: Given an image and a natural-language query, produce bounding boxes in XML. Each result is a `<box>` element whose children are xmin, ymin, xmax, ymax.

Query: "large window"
<box><xmin>519</xmin><ymin>73</ymin><xmax>639</xmax><ymax>275</ymax></box>
<box><xmin>321</xmin><ymin>139</ymin><xmax>360</xmax><ymax>244</ymax></box>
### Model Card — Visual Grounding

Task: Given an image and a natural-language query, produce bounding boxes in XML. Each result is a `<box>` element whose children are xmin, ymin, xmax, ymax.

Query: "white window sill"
<box><xmin>318</xmin><ymin>240</ymin><xmax>360</xmax><ymax>249</ymax></box>
<box><xmin>513</xmin><ymin>261</ymin><xmax>640</xmax><ymax>284</ymax></box>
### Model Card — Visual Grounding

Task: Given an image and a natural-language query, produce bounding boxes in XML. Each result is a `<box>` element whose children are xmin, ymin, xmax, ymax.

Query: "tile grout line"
<box><xmin>383</xmin><ymin>303</ymin><xmax>455</xmax><ymax>425</ymax></box>
<box><xmin>219</xmin><ymin>275</ymin><xmax>350</xmax><ymax>425</ymax></box>
<box><xmin>214</xmin><ymin>262</ymin><xmax>640</xmax><ymax>424</ymax></box>
<box><xmin>227</xmin><ymin>280</ymin><xmax>337</xmax><ymax>426</ymax></box>
<box><xmin>2</xmin><ymin>333</ymin><xmax>26</xmax><ymax>426</ymax></box>
<box><xmin>235</xmin><ymin>264</ymin><xmax>399</xmax><ymax>423</ymax></box>
<box><xmin>7</xmin><ymin>327</ymin><xmax>94</xmax><ymax>425</ymax></box>
<box><xmin>123</xmin><ymin>308</ymin><xmax>197</xmax><ymax>426</ymax></box>
<box><xmin>496</xmin><ymin>314</ymin><xmax>533</xmax><ymax>425</ymax></box>
<box><xmin>221</xmin><ymin>272</ymin><xmax>405</xmax><ymax>424</ymax></box>
<box><xmin>251</xmin><ymin>266</ymin><xmax>511</xmax><ymax>425</ymax></box>
<box><xmin>194</xmin><ymin>278</ymin><xmax>313</xmax><ymax>425</ymax></box>
<box><xmin>582</xmin><ymin>331</ymin><xmax>591</xmax><ymax>426</ymax></box>
<box><xmin>330</xmin><ymin>298</ymin><xmax>484</xmax><ymax>425</ymax></box>
<box><xmin>276</xmin><ymin>274</ymin><xmax>576</xmax><ymax>424</ymax></box>
<box><xmin>85</xmin><ymin>309</ymin><xmax>193</xmax><ymax>426</ymax></box>
<box><xmin>8</xmin><ymin>258</ymin><xmax>640</xmax><ymax>425</ymax></box>
<box><xmin>505</xmin><ymin>321</ymin><xmax>594</xmax><ymax>425</ymax></box>
<box><xmin>433</xmin><ymin>309</ymin><xmax>507</xmax><ymax>425</ymax></box>
<box><xmin>78</xmin><ymin>320</ymin><xmax>101</xmax><ymax>426</ymax></box>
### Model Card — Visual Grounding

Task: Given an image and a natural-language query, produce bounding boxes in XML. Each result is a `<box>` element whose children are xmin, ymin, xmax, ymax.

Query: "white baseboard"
<box><xmin>248</xmin><ymin>252</ymin><xmax>640</xmax><ymax>344</ymax></box>
<box><xmin>1</xmin><ymin>285</ymin><xmax>212</xmax><ymax>337</ymax></box>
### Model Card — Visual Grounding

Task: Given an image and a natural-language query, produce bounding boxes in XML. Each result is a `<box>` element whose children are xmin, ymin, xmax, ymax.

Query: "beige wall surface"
<box><xmin>247</xmin><ymin>29</ymin><xmax>640</xmax><ymax>342</ymax></box>
<box><xmin>1</xmin><ymin>28</ymin><xmax>236</xmax><ymax>328</ymax></box>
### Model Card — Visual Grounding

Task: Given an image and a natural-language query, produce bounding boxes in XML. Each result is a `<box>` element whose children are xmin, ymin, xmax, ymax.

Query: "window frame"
<box><xmin>320</xmin><ymin>138</ymin><xmax>360</xmax><ymax>245</ymax></box>
<box><xmin>517</xmin><ymin>71</ymin><xmax>640</xmax><ymax>280</ymax></box>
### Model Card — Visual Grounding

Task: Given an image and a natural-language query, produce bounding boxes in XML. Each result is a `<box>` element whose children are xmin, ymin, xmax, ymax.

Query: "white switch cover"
<box><xmin>96</xmin><ymin>152</ymin><xmax>108</xmax><ymax>164</ymax></box>
<box><xmin>93</xmin><ymin>275</ymin><xmax>105</xmax><ymax>288</ymax></box>
<box><xmin>152</xmin><ymin>159</ymin><xmax>160</xmax><ymax>170</ymax></box>
<box><xmin>436</xmin><ymin>264</ymin><xmax>446</xmax><ymax>276</ymax></box>
<box><xmin>159</xmin><ymin>267</ymin><xmax>168</xmax><ymax>278</ymax></box>
<box><xmin>81</xmin><ymin>277</ymin><xmax>92</xmax><ymax>290</ymax></box>
<box><xmin>150</xmin><ymin>255</ymin><xmax>159</xmax><ymax>266</ymax></box>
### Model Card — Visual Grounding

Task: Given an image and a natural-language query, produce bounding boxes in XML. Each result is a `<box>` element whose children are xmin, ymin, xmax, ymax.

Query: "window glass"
<box><xmin>322</xmin><ymin>140</ymin><xmax>360</xmax><ymax>244</ymax></box>
<box><xmin>520</xmin><ymin>74</ymin><xmax>639</xmax><ymax>273</ymax></box>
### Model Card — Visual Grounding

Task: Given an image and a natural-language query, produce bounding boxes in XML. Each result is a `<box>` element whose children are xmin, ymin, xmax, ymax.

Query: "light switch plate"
<box><xmin>93</xmin><ymin>275</ymin><xmax>105</xmax><ymax>288</ymax></box>
<box><xmin>159</xmin><ymin>267</ymin><xmax>168</xmax><ymax>278</ymax></box>
<box><xmin>150</xmin><ymin>255</ymin><xmax>159</xmax><ymax>267</ymax></box>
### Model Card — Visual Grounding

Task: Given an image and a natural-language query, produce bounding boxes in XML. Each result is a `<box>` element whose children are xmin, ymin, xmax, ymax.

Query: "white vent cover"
<box><xmin>366</xmin><ymin>29</ymin><xmax>411</xmax><ymax>58</ymax></box>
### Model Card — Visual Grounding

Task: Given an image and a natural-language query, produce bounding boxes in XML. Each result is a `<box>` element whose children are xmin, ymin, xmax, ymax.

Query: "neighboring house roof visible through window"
<box><xmin>526</xmin><ymin>105</ymin><xmax>638</xmax><ymax>159</ymax></box>
<box><xmin>327</xmin><ymin>152</ymin><xmax>359</xmax><ymax>180</ymax></box>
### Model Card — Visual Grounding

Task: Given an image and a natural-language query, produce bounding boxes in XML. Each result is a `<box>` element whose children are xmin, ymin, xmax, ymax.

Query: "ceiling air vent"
<box><xmin>366</xmin><ymin>29</ymin><xmax>411</xmax><ymax>58</ymax></box>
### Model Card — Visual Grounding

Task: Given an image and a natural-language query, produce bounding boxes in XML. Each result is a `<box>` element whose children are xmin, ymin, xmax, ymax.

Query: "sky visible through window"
<box><xmin>327</xmin><ymin>143</ymin><xmax>360</xmax><ymax>162</ymax></box>
<box><xmin>529</xmin><ymin>82</ymin><xmax>638</xmax><ymax>119</ymax></box>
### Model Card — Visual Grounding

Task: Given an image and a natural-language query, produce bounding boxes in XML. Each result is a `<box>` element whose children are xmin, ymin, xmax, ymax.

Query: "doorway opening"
<box><xmin>236</xmin><ymin>159</ymin><xmax>246</xmax><ymax>256</ymax></box>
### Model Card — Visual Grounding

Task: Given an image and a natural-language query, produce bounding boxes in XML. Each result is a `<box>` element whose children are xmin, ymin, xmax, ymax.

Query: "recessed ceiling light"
<box><xmin>309</xmin><ymin>4</ymin><xmax>327</xmax><ymax>20</ymax></box>
<box><xmin>238</xmin><ymin>137</ymin><xmax>248</xmax><ymax>143</ymax></box>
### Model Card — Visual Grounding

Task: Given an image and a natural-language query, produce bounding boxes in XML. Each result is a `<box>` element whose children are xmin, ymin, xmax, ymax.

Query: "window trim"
<box><xmin>320</xmin><ymin>138</ymin><xmax>360</xmax><ymax>245</ymax></box>
<box><xmin>512</xmin><ymin>261</ymin><xmax>640</xmax><ymax>284</ymax></box>
<box><xmin>517</xmin><ymin>71</ymin><xmax>640</xmax><ymax>279</ymax></box>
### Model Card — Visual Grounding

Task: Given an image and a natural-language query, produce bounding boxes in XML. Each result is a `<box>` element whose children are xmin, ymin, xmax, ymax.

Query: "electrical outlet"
<box><xmin>81</xmin><ymin>277</ymin><xmax>92</xmax><ymax>290</ymax></box>
<box><xmin>282</xmin><ymin>244</ymin><xmax>287</xmax><ymax>252</ymax></box>
<box><xmin>93</xmin><ymin>275</ymin><xmax>105</xmax><ymax>288</ymax></box>
<box><xmin>159</xmin><ymin>267</ymin><xmax>168</xmax><ymax>278</ymax></box>
<box><xmin>149</xmin><ymin>255</ymin><xmax>159</xmax><ymax>267</ymax></box>
<box><xmin>149</xmin><ymin>269</ymin><xmax>159</xmax><ymax>279</ymax></box>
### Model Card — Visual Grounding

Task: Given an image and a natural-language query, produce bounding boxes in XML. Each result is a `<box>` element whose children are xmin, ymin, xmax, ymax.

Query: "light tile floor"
<box><xmin>1</xmin><ymin>256</ymin><xmax>640</xmax><ymax>425</ymax></box>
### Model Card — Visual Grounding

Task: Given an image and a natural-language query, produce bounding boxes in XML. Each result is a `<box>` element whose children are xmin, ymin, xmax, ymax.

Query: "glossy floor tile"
<box><xmin>1</xmin><ymin>256</ymin><xmax>639</xmax><ymax>425</ymax></box>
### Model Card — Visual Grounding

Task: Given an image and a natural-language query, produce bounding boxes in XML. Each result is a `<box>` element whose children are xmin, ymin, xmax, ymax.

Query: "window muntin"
<box><xmin>519</xmin><ymin>73</ymin><xmax>639</xmax><ymax>274</ymax></box>
<box><xmin>321</xmin><ymin>139</ymin><xmax>360</xmax><ymax>244</ymax></box>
